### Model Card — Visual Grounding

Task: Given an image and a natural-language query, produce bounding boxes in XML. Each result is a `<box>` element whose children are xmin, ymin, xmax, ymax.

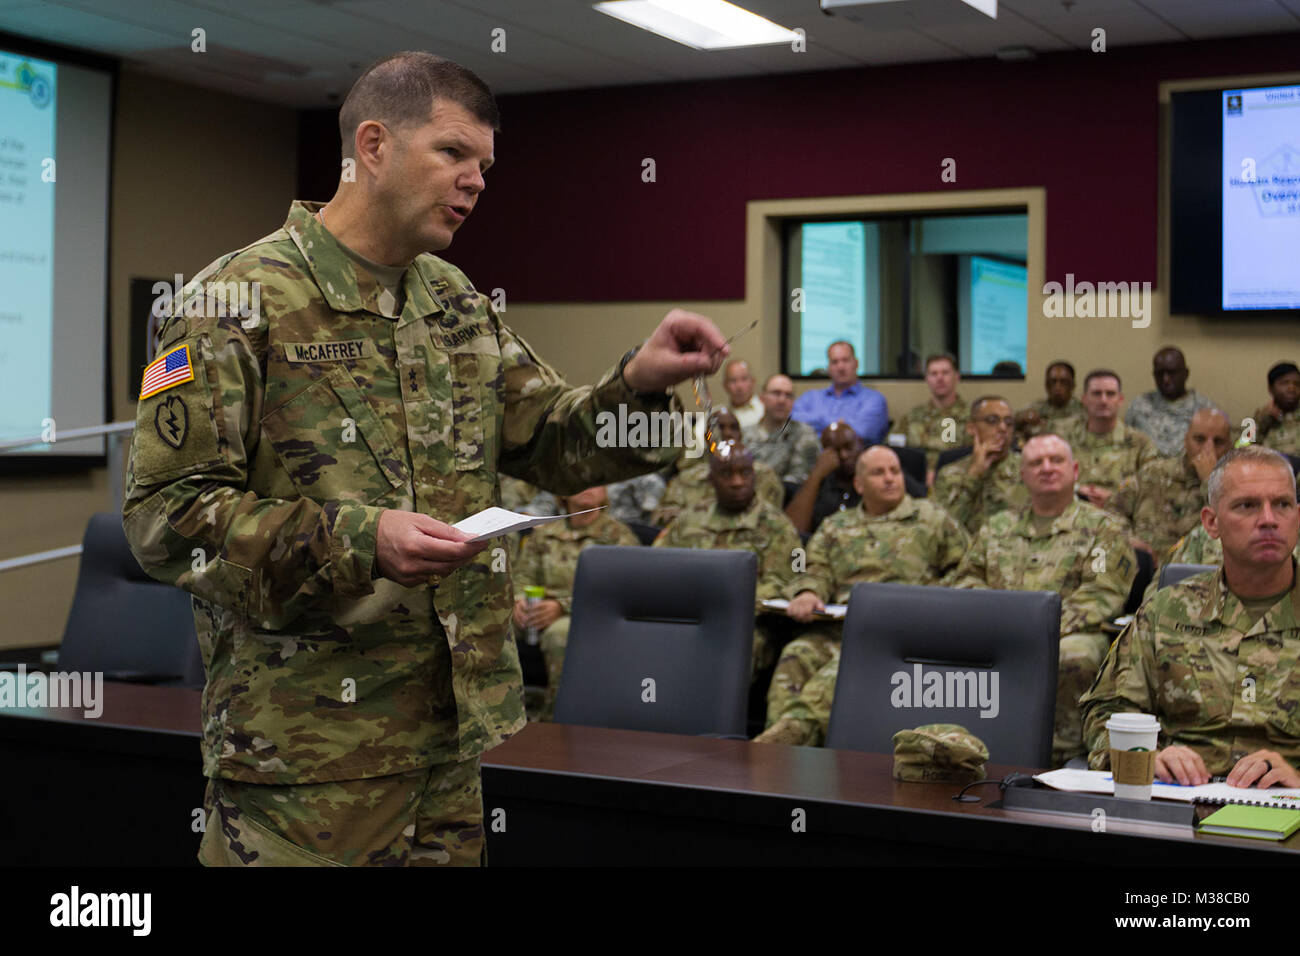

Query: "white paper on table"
<box><xmin>761</xmin><ymin>598</ymin><xmax>848</xmax><ymax>620</ymax></box>
<box><xmin>452</xmin><ymin>506</ymin><xmax>603</xmax><ymax>542</ymax></box>
<box><xmin>1034</xmin><ymin>768</ymin><xmax>1300</xmax><ymax>806</ymax></box>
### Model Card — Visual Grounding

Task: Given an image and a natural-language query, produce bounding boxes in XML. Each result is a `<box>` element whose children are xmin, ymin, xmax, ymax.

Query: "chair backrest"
<box><xmin>57</xmin><ymin>512</ymin><xmax>201</xmax><ymax>685</ymax></box>
<box><xmin>554</xmin><ymin>545</ymin><xmax>755</xmax><ymax>736</ymax></box>
<box><xmin>1157</xmin><ymin>562</ymin><xmax>1216</xmax><ymax>590</ymax></box>
<box><xmin>1123</xmin><ymin>547</ymin><xmax>1155</xmax><ymax>614</ymax></box>
<box><xmin>827</xmin><ymin>582</ymin><xmax>1061</xmax><ymax>768</ymax></box>
<box><xmin>892</xmin><ymin>446</ymin><xmax>927</xmax><ymax>487</ymax></box>
<box><xmin>935</xmin><ymin>446</ymin><xmax>973</xmax><ymax>471</ymax></box>
<box><xmin>625</xmin><ymin>522</ymin><xmax>661</xmax><ymax>547</ymax></box>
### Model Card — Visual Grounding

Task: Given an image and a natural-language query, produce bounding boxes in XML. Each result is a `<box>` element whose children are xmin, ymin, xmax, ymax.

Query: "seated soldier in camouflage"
<box><xmin>606</xmin><ymin>473</ymin><xmax>667</xmax><ymax>527</ymax></box>
<box><xmin>654</xmin><ymin>442</ymin><xmax>801</xmax><ymax>677</ymax></box>
<box><xmin>902</xmin><ymin>353</ymin><xmax>969</xmax><ymax>486</ymax></box>
<box><xmin>784</xmin><ymin>421</ymin><xmax>864</xmax><ymax>535</ymax></box>
<box><xmin>931</xmin><ymin>395</ymin><xmax>1028</xmax><ymax>535</ymax></box>
<box><xmin>1057</xmin><ymin>370</ymin><xmax>1157</xmax><ymax>510</ymax></box>
<box><xmin>1108</xmin><ymin>407</ymin><xmax>1230</xmax><ymax>564</ymax></box>
<box><xmin>1082</xmin><ymin>446</ymin><xmax>1300</xmax><ymax>787</ymax></box>
<box><xmin>512</xmin><ymin>485</ymin><xmax>639</xmax><ymax>720</ymax></box>
<box><xmin>951</xmin><ymin>434</ymin><xmax>1136</xmax><ymax>765</ymax></box>
<box><xmin>651</xmin><ymin>408</ymin><xmax>783</xmax><ymax>525</ymax></box>
<box><xmin>1254</xmin><ymin>361</ymin><xmax>1300</xmax><ymax>457</ymax></box>
<box><xmin>1014</xmin><ymin>360</ymin><xmax>1084</xmax><ymax>444</ymax></box>
<box><xmin>764</xmin><ymin>445</ymin><xmax>970</xmax><ymax>731</ymax></box>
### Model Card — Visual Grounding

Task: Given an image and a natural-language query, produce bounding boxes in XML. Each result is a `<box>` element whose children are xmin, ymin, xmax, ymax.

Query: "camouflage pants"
<box><xmin>755</xmin><ymin>653</ymin><xmax>839</xmax><ymax>747</ymax></box>
<box><xmin>538</xmin><ymin>615</ymin><xmax>573</xmax><ymax>722</ymax></box>
<box><xmin>1054</xmin><ymin>631</ymin><xmax>1113</xmax><ymax>766</ymax></box>
<box><xmin>766</xmin><ymin>623</ymin><xmax>842</xmax><ymax>729</ymax></box>
<box><xmin>198</xmin><ymin>758</ymin><xmax>484</xmax><ymax>867</ymax></box>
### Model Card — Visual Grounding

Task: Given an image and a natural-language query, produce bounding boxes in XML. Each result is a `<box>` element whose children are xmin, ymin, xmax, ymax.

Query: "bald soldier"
<box><xmin>931</xmin><ymin>396</ymin><xmax>1030</xmax><ymax>535</ymax></box>
<box><xmin>654</xmin><ymin>442</ymin><xmax>801</xmax><ymax>676</ymax></box>
<box><xmin>652</xmin><ymin>409</ymin><xmax>783</xmax><ymax>525</ymax></box>
<box><xmin>784</xmin><ymin>421</ymin><xmax>865</xmax><ymax>535</ymax></box>
<box><xmin>764</xmin><ymin>445</ymin><xmax>969</xmax><ymax>727</ymax></box>
<box><xmin>1058</xmin><ymin>370</ymin><xmax>1157</xmax><ymax>510</ymax></box>
<box><xmin>512</xmin><ymin>486</ymin><xmax>639</xmax><ymax>721</ymax></box>
<box><xmin>1108</xmin><ymin>407</ymin><xmax>1231</xmax><ymax>563</ymax></box>
<box><xmin>122</xmin><ymin>52</ymin><xmax>732</xmax><ymax>867</ymax></box>
<box><xmin>951</xmin><ymin>434</ymin><xmax>1136</xmax><ymax>764</ymax></box>
<box><xmin>902</xmin><ymin>352</ymin><xmax>969</xmax><ymax>483</ymax></box>
<box><xmin>1083</xmin><ymin>447</ymin><xmax>1300</xmax><ymax>787</ymax></box>
<box><xmin>742</xmin><ymin>374</ymin><xmax>821</xmax><ymax>484</ymax></box>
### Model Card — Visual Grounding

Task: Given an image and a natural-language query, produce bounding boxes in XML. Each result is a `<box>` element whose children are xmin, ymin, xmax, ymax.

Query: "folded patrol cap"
<box><xmin>892</xmin><ymin>723</ymin><xmax>989</xmax><ymax>783</ymax></box>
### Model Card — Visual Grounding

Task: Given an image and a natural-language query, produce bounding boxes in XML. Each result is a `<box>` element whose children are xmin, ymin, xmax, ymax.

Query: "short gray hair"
<box><xmin>1206</xmin><ymin>445</ymin><xmax>1296</xmax><ymax>507</ymax></box>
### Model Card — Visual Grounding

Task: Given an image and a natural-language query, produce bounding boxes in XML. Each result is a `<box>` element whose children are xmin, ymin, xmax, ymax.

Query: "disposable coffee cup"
<box><xmin>1106</xmin><ymin>712</ymin><xmax>1160</xmax><ymax>800</ymax></box>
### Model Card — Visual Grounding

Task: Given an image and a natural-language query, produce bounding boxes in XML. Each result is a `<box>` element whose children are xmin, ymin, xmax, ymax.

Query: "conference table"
<box><xmin>0</xmin><ymin>681</ymin><xmax>1295</xmax><ymax>866</ymax></box>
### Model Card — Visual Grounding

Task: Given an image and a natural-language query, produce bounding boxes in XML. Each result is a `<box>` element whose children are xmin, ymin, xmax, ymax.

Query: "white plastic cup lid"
<box><xmin>1106</xmin><ymin>712</ymin><xmax>1159</xmax><ymax>732</ymax></box>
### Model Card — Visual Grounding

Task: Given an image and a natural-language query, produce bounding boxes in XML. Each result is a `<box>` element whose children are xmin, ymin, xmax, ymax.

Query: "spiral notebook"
<box><xmin>1035</xmin><ymin>769</ymin><xmax>1300</xmax><ymax>807</ymax></box>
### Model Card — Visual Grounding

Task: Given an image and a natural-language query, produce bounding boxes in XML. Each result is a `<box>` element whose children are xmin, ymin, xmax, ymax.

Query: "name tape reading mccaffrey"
<box><xmin>283</xmin><ymin>340</ymin><xmax>377</xmax><ymax>363</ymax></box>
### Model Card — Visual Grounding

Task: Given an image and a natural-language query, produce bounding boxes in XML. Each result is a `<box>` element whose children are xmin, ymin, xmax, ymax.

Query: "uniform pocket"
<box><xmin>1151</xmin><ymin>632</ymin><xmax>1217</xmax><ymax>723</ymax></box>
<box><xmin>261</xmin><ymin>366</ymin><xmax>402</xmax><ymax>504</ymax></box>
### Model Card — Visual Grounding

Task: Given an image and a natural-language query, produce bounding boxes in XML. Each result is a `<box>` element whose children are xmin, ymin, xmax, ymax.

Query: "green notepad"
<box><xmin>1198</xmin><ymin>804</ymin><xmax>1300</xmax><ymax>841</ymax></box>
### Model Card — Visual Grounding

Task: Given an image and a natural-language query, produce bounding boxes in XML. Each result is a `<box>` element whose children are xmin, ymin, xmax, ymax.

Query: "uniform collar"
<box><xmin>860</xmin><ymin>494</ymin><xmax>917</xmax><ymax>522</ymax></box>
<box><xmin>707</xmin><ymin>498</ymin><xmax>762</xmax><ymax>529</ymax></box>
<box><xmin>1202</xmin><ymin>560</ymin><xmax>1300</xmax><ymax>631</ymax></box>
<box><xmin>283</xmin><ymin>201</ymin><xmax>449</xmax><ymax>325</ymax></box>
<box><xmin>1011</xmin><ymin>497</ymin><xmax>1081</xmax><ymax>538</ymax></box>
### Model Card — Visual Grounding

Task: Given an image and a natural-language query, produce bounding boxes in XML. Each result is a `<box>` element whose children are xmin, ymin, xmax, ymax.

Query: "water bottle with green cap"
<box><xmin>523</xmin><ymin>585</ymin><xmax>546</xmax><ymax>645</ymax></box>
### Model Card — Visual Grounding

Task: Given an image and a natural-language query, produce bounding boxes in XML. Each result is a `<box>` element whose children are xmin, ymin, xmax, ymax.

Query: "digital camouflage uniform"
<box><xmin>951</xmin><ymin>499</ymin><xmax>1136</xmax><ymax>764</ymax></box>
<box><xmin>123</xmin><ymin>201</ymin><xmax>680</xmax><ymax>866</ymax></box>
<box><xmin>1057</xmin><ymin>419</ymin><xmax>1158</xmax><ymax>497</ymax></box>
<box><xmin>903</xmin><ymin>395</ymin><xmax>969</xmax><ymax>471</ymax></box>
<box><xmin>651</xmin><ymin>459</ymin><xmax>783</xmax><ymax>526</ymax></box>
<box><xmin>653</xmin><ymin>497</ymin><xmax>801</xmax><ymax>676</ymax></box>
<box><xmin>764</xmin><ymin>496</ymin><xmax>969</xmax><ymax>730</ymax></box>
<box><xmin>1124</xmin><ymin>389</ymin><xmax>1217</xmax><ymax>457</ymax></box>
<box><xmin>1257</xmin><ymin>407</ymin><xmax>1300</xmax><ymax>457</ymax></box>
<box><xmin>742</xmin><ymin>418</ymin><xmax>821</xmax><ymax>485</ymax></box>
<box><xmin>513</xmin><ymin>511</ymin><xmax>639</xmax><ymax>720</ymax></box>
<box><xmin>931</xmin><ymin>451</ymin><xmax>1029</xmax><ymax>535</ymax></box>
<box><xmin>1108</xmin><ymin>453</ymin><xmax>1207</xmax><ymax>562</ymax></box>
<box><xmin>1082</xmin><ymin>565</ymin><xmax>1300</xmax><ymax>775</ymax></box>
<box><xmin>606</xmin><ymin>473</ymin><xmax>666</xmax><ymax>527</ymax></box>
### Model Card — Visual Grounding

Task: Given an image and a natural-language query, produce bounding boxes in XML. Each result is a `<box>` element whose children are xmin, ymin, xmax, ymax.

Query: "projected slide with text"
<box><xmin>969</xmin><ymin>256</ymin><xmax>1027</xmax><ymax>375</ymax></box>
<box><xmin>800</xmin><ymin>222</ymin><xmax>867</xmax><ymax>374</ymax></box>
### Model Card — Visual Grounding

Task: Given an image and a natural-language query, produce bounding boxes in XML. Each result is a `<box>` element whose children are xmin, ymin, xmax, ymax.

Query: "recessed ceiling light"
<box><xmin>594</xmin><ymin>0</ymin><xmax>801</xmax><ymax>50</ymax></box>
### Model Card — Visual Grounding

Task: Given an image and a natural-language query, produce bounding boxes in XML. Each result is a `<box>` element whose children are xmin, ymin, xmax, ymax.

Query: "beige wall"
<box><xmin>0</xmin><ymin>70</ymin><xmax>296</xmax><ymax>650</ymax></box>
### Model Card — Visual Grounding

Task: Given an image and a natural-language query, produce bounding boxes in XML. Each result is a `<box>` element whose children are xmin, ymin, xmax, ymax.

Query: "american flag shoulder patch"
<box><xmin>140</xmin><ymin>344</ymin><xmax>195</xmax><ymax>399</ymax></box>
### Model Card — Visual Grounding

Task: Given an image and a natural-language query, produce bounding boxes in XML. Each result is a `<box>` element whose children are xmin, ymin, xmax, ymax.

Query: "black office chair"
<box><xmin>626</xmin><ymin>522</ymin><xmax>661</xmax><ymax>546</ymax></box>
<box><xmin>1123</xmin><ymin>548</ymin><xmax>1155</xmax><ymax>614</ymax></box>
<box><xmin>826</xmin><ymin>582</ymin><xmax>1061</xmax><ymax>769</ymax></box>
<box><xmin>554</xmin><ymin>545</ymin><xmax>755</xmax><ymax>737</ymax></box>
<box><xmin>935</xmin><ymin>446</ymin><xmax>973</xmax><ymax>472</ymax></box>
<box><xmin>56</xmin><ymin>512</ymin><xmax>203</xmax><ymax>687</ymax></box>
<box><xmin>893</xmin><ymin>446</ymin><xmax>927</xmax><ymax>488</ymax></box>
<box><xmin>1157</xmin><ymin>562</ymin><xmax>1216</xmax><ymax>590</ymax></box>
<box><xmin>1283</xmin><ymin>453</ymin><xmax>1300</xmax><ymax>477</ymax></box>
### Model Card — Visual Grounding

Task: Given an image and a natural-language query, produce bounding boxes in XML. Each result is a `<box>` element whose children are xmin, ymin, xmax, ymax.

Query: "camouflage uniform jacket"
<box><xmin>1021</xmin><ymin>396</ymin><xmax>1084</xmax><ymax>431</ymax></box>
<box><xmin>787</xmin><ymin>496</ymin><xmax>969</xmax><ymax>604</ymax></box>
<box><xmin>1057</xmin><ymin>419</ymin><xmax>1158</xmax><ymax>494</ymax></box>
<box><xmin>606</xmin><ymin>473</ymin><xmax>666</xmax><ymax>526</ymax></box>
<box><xmin>654</xmin><ymin>498</ymin><xmax>800</xmax><ymax>614</ymax></box>
<box><xmin>903</xmin><ymin>395</ymin><xmax>969</xmax><ymax>470</ymax></box>
<box><xmin>1082</xmin><ymin>564</ymin><xmax>1300</xmax><ymax>774</ymax></box>
<box><xmin>931</xmin><ymin>451</ymin><xmax>1029</xmax><ymax>535</ymax></box>
<box><xmin>122</xmin><ymin>201</ymin><xmax>681</xmax><ymax>784</ymax></box>
<box><xmin>742</xmin><ymin>418</ymin><xmax>820</xmax><ymax>485</ymax></box>
<box><xmin>513</xmin><ymin>512</ymin><xmax>639</xmax><ymax>613</ymax></box>
<box><xmin>1124</xmin><ymin>389</ymin><xmax>1217</xmax><ymax>457</ymax></box>
<box><xmin>951</xmin><ymin>499</ymin><xmax>1136</xmax><ymax>637</ymax></box>
<box><xmin>1142</xmin><ymin>524</ymin><xmax>1300</xmax><ymax>603</ymax></box>
<box><xmin>651</xmin><ymin>459</ymin><xmax>783</xmax><ymax>525</ymax></box>
<box><xmin>1258</xmin><ymin>407</ymin><xmax>1300</xmax><ymax>457</ymax></box>
<box><xmin>1108</xmin><ymin>453</ymin><xmax>1207</xmax><ymax>560</ymax></box>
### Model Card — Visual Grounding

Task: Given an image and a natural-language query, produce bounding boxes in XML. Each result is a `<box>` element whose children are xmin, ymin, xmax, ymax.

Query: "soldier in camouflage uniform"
<box><xmin>122</xmin><ymin>53</ymin><xmax>730</xmax><ymax>867</ymax></box>
<box><xmin>1014</xmin><ymin>361</ymin><xmax>1084</xmax><ymax>443</ymax></box>
<box><xmin>741</xmin><ymin>374</ymin><xmax>821</xmax><ymax>485</ymax></box>
<box><xmin>512</xmin><ymin>486</ymin><xmax>639</xmax><ymax>721</ymax></box>
<box><xmin>902</xmin><ymin>353</ymin><xmax>969</xmax><ymax>480</ymax></box>
<box><xmin>1254</xmin><ymin>361</ymin><xmax>1300</xmax><ymax>457</ymax></box>
<box><xmin>653</xmin><ymin>443</ymin><xmax>801</xmax><ymax>676</ymax></box>
<box><xmin>931</xmin><ymin>396</ymin><xmax>1029</xmax><ymax>534</ymax></box>
<box><xmin>1109</xmin><ymin>407</ymin><xmax>1229</xmax><ymax>563</ymax></box>
<box><xmin>1124</xmin><ymin>347</ymin><xmax>1218</xmax><ymax>457</ymax></box>
<box><xmin>1057</xmin><ymin>370</ymin><xmax>1157</xmax><ymax>510</ymax></box>
<box><xmin>1082</xmin><ymin>447</ymin><xmax>1300</xmax><ymax>787</ymax></box>
<box><xmin>951</xmin><ymin>435</ymin><xmax>1136</xmax><ymax>765</ymax></box>
<box><xmin>606</xmin><ymin>473</ymin><xmax>667</xmax><ymax>527</ymax></box>
<box><xmin>764</xmin><ymin>445</ymin><xmax>969</xmax><ymax>730</ymax></box>
<box><xmin>652</xmin><ymin>409</ymin><xmax>783</xmax><ymax>524</ymax></box>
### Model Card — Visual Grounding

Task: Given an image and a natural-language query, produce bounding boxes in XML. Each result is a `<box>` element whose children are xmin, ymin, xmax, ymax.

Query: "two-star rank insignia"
<box><xmin>154</xmin><ymin>394</ymin><xmax>189</xmax><ymax>449</ymax></box>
